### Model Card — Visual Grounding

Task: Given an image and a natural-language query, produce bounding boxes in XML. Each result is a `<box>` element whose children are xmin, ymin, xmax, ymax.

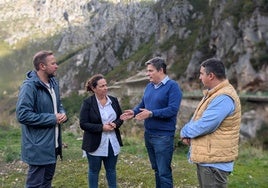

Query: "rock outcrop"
<box><xmin>0</xmin><ymin>0</ymin><xmax>267</xmax><ymax>142</ymax></box>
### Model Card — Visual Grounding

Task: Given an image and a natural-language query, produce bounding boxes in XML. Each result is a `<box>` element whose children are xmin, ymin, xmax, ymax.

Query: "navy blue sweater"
<box><xmin>133</xmin><ymin>79</ymin><xmax>182</xmax><ymax>136</ymax></box>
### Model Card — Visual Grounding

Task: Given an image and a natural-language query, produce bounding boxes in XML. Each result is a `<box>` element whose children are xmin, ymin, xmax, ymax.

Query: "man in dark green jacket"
<box><xmin>16</xmin><ymin>50</ymin><xmax>67</xmax><ymax>188</ymax></box>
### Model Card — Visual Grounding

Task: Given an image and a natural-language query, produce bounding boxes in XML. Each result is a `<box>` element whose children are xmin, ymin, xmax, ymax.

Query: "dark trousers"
<box><xmin>86</xmin><ymin>142</ymin><xmax>118</xmax><ymax>188</ymax></box>
<box><xmin>144</xmin><ymin>133</ymin><xmax>174</xmax><ymax>188</ymax></box>
<box><xmin>197</xmin><ymin>164</ymin><xmax>230</xmax><ymax>188</ymax></box>
<box><xmin>26</xmin><ymin>163</ymin><xmax>56</xmax><ymax>188</ymax></box>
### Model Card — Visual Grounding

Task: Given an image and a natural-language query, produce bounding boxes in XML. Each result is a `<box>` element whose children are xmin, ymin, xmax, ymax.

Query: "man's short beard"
<box><xmin>48</xmin><ymin>73</ymin><xmax>55</xmax><ymax>78</ymax></box>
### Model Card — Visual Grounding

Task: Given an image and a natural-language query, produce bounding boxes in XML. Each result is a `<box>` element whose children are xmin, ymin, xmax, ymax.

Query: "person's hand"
<box><xmin>103</xmin><ymin>123</ymin><xmax>115</xmax><ymax>132</ymax></box>
<box><xmin>56</xmin><ymin>113</ymin><xmax>67</xmax><ymax>124</ymax></box>
<box><xmin>109</xmin><ymin>122</ymin><xmax>116</xmax><ymax>129</ymax></box>
<box><xmin>181</xmin><ymin>137</ymin><xmax>191</xmax><ymax>146</ymax></box>
<box><xmin>135</xmin><ymin>108</ymin><xmax>152</xmax><ymax>121</ymax></box>
<box><xmin>120</xmin><ymin>110</ymin><xmax>134</xmax><ymax>120</ymax></box>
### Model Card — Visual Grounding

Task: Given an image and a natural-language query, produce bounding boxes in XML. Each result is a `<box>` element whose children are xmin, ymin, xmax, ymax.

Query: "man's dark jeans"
<box><xmin>144</xmin><ymin>133</ymin><xmax>174</xmax><ymax>188</ymax></box>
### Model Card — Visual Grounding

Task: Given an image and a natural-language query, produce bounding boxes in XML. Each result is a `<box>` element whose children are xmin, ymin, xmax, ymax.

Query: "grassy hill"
<box><xmin>1</xmin><ymin>125</ymin><xmax>268</xmax><ymax>188</ymax></box>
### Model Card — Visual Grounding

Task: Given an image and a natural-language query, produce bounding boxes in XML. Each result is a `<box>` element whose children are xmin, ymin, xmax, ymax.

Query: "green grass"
<box><xmin>1</xmin><ymin>126</ymin><xmax>268</xmax><ymax>188</ymax></box>
<box><xmin>0</xmin><ymin>125</ymin><xmax>21</xmax><ymax>163</ymax></box>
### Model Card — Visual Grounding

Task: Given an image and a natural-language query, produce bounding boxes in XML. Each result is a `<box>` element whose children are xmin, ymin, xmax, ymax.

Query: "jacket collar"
<box><xmin>26</xmin><ymin>70</ymin><xmax>57</xmax><ymax>88</ymax></box>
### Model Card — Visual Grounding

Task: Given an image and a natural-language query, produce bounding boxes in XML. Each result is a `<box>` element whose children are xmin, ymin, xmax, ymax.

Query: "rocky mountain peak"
<box><xmin>0</xmin><ymin>0</ymin><xmax>267</xmax><ymax>142</ymax></box>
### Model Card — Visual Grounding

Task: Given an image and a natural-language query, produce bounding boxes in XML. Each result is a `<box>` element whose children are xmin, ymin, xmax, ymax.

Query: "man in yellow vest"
<box><xmin>180</xmin><ymin>58</ymin><xmax>241</xmax><ymax>188</ymax></box>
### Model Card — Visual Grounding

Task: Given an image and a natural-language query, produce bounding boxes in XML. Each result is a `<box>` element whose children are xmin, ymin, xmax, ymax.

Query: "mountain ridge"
<box><xmin>0</xmin><ymin>0</ymin><xmax>267</xmax><ymax>142</ymax></box>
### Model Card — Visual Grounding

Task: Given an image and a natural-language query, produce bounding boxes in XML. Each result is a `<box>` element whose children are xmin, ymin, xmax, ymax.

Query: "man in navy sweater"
<box><xmin>121</xmin><ymin>57</ymin><xmax>182</xmax><ymax>188</ymax></box>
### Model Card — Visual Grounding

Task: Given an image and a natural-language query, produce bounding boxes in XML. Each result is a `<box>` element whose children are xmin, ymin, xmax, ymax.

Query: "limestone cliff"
<box><xmin>0</xmin><ymin>0</ymin><xmax>267</xmax><ymax>142</ymax></box>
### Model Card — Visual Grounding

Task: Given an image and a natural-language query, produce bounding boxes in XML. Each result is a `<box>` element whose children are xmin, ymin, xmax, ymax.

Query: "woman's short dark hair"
<box><xmin>145</xmin><ymin>57</ymin><xmax>167</xmax><ymax>74</ymax></box>
<box><xmin>85</xmin><ymin>74</ymin><xmax>104</xmax><ymax>93</ymax></box>
<box><xmin>201</xmin><ymin>58</ymin><xmax>226</xmax><ymax>79</ymax></box>
<box><xmin>33</xmin><ymin>50</ymin><xmax>53</xmax><ymax>70</ymax></box>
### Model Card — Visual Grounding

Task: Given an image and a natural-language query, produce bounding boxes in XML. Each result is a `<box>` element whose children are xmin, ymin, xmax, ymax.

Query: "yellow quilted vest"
<box><xmin>190</xmin><ymin>80</ymin><xmax>241</xmax><ymax>163</ymax></box>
